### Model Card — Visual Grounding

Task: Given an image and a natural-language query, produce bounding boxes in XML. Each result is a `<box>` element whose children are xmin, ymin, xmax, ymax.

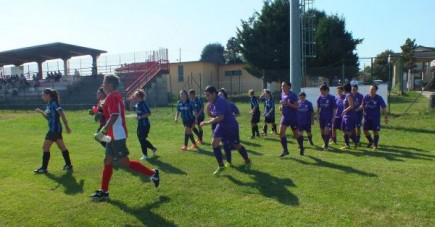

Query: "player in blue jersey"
<box><xmin>132</xmin><ymin>89</ymin><xmax>157</xmax><ymax>160</ymax></box>
<box><xmin>296</xmin><ymin>92</ymin><xmax>314</xmax><ymax>155</ymax></box>
<box><xmin>88</xmin><ymin>87</ymin><xmax>107</xmax><ymax>148</ymax></box>
<box><xmin>317</xmin><ymin>84</ymin><xmax>336</xmax><ymax>150</ymax></box>
<box><xmin>175</xmin><ymin>90</ymin><xmax>198</xmax><ymax>151</ymax></box>
<box><xmin>248</xmin><ymin>89</ymin><xmax>261</xmax><ymax>139</ymax></box>
<box><xmin>259</xmin><ymin>89</ymin><xmax>277</xmax><ymax>136</ymax></box>
<box><xmin>351</xmin><ymin>85</ymin><xmax>364</xmax><ymax>146</ymax></box>
<box><xmin>278</xmin><ymin>81</ymin><xmax>300</xmax><ymax>157</ymax></box>
<box><xmin>34</xmin><ymin>88</ymin><xmax>72</xmax><ymax>173</ymax></box>
<box><xmin>359</xmin><ymin>84</ymin><xmax>388</xmax><ymax>150</ymax></box>
<box><xmin>201</xmin><ymin>86</ymin><xmax>251</xmax><ymax>175</ymax></box>
<box><xmin>189</xmin><ymin>89</ymin><xmax>205</xmax><ymax>144</ymax></box>
<box><xmin>340</xmin><ymin>83</ymin><xmax>358</xmax><ymax>150</ymax></box>
<box><xmin>331</xmin><ymin>86</ymin><xmax>345</xmax><ymax>144</ymax></box>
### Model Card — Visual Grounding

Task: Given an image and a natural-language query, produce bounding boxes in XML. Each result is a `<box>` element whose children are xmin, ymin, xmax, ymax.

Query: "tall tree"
<box><xmin>400</xmin><ymin>38</ymin><xmax>417</xmax><ymax>93</ymax></box>
<box><xmin>200</xmin><ymin>43</ymin><xmax>225</xmax><ymax>65</ymax></box>
<box><xmin>372</xmin><ymin>50</ymin><xmax>394</xmax><ymax>82</ymax></box>
<box><xmin>224</xmin><ymin>37</ymin><xmax>244</xmax><ymax>64</ymax></box>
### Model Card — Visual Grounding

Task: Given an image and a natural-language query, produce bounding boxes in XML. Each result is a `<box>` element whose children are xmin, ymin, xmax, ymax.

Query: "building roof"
<box><xmin>390</xmin><ymin>45</ymin><xmax>435</xmax><ymax>63</ymax></box>
<box><xmin>0</xmin><ymin>42</ymin><xmax>107</xmax><ymax>67</ymax></box>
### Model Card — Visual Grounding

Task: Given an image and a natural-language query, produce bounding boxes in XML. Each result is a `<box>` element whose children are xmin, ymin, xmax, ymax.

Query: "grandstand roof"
<box><xmin>0</xmin><ymin>42</ymin><xmax>107</xmax><ymax>67</ymax></box>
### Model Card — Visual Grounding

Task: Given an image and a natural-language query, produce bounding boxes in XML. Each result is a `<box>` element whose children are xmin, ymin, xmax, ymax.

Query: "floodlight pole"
<box><xmin>290</xmin><ymin>0</ymin><xmax>302</xmax><ymax>94</ymax></box>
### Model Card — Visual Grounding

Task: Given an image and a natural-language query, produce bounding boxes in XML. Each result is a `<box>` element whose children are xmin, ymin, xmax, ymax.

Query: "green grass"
<box><xmin>0</xmin><ymin>92</ymin><xmax>434</xmax><ymax>226</ymax></box>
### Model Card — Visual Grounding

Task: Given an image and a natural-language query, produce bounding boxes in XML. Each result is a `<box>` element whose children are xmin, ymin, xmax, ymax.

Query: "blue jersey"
<box><xmin>317</xmin><ymin>94</ymin><xmax>336</xmax><ymax>120</ymax></box>
<box><xmin>45</xmin><ymin>100</ymin><xmax>63</xmax><ymax>133</ymax></box>
<box><xmin>134</xmin><ymin>100</ymin><xmax>151</xmax><ymax>126</ymax></box>
<box><xmin>352</xmin><ymin>92</ymin><xmax>364</xmax><ymax>117</ymax></box>
<box><xmin>297</xmin><ymin>100</ymin><xmax>314</xmax><ymax>125</ymax></box>
<box><xmin>362</xmin><ymin>94</ymin><xmax>386</xmax><ymax>117</ymax></box>
<box><xmin>335</xmin><ymin>95</ymin><xmax>346</xmax><ymax>118</ymax></box>
<box><xmin>281</xmin><ymin>91</ymin><xmax>298</xmax><ymax>118</ymax></box>
<box><xmin>250</xmin><ymin>96</ymin><xmax>260</xmax><ymax>113</ymax></box>
<box><xmin>191</xmin><ymin>97</ymin><xmax>205</xmax><ymax>119</ymax></box>
<box><xmin>209</xmin><ymin>96</ymin><xmax>238</xmax><ymax>129</ymax></box>
<box><xmin>264</xmin><ymin>98</ymin><xmax>275</xmax><ymax>118</ymax></box>
<box><xmin>177</xmin><ymin>100</ymin><xmax>195</xmax><ymax>123</ymax></box>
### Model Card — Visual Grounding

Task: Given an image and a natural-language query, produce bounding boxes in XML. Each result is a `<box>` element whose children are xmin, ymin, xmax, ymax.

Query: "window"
<box><xmin>177</xmin><ymin>65</ymin><xmax>184</xmax><ymax>82</ymax></box>
<box><xmin>224</xmin><ymin>70</ymin><xmax>242</xmax><ymax>76</ymax></box>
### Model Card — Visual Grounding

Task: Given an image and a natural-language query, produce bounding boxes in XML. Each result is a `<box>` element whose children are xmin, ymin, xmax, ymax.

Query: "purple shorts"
<box><xmin>319</xmin><ymin>118</ymin><xmax>332</xmax><ymax>129</ymax></box>
<box><xmin>333</xmin><ymin>117</ymin><xmax>342</xmax><ymax>130</ymax></box>
<box><xmin>363</xmin><ymin>116</ymin><xmax>381</xmax><ymax>131</ymax></box>
<box><xmin>355</xmin><ymin>113</ymin><xmax>363</xmax><ymax>128</ymax></box>
<box><xmin>341</xmin><ymin>116</ymin><xmax>355</xmax><ymax>131</ymax></box>
<box><xmin>213</xmin><ymin>124</ymin><xmax>240</xmax><ymax>145</ymax></box>
<box><xmin>298</xmin><ymin>124</ymin><xmax>312</xmax><ymax>133</ymax></box>
<box><xmin>280</xmin><ymin>116</ymin><xmax>298</xmax><ymax>130</ymax></box>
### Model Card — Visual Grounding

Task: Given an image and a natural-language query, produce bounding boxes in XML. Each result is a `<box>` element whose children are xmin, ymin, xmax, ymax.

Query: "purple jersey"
<box><xmin>209</xmin><ymin>96</ymin><xmax>238</xmax><ymax>129</ymax></box>
<box><xmin>229</xmin><ymin>102</ymin><xmax>240</xmax><ymax>116</ymax></box>
<box><xmin>343</xmin><ymin>93</ymin><xmax>356</xmax><ymax>117</ymax></box>
<box><xmin>334</xmin><ymin>95</ymin><xmax>345</xmax><ymax>118</ymax></box>
<box><xmin>362</xmin><ymin>94</ymin><xmax>386</xmax><ymax>117</ymax></box>
<box><xmin>353</xmin><ymin>92</ymin><xmax>364</xmax><ymax>116</ymax></box>
<box><xmin>317</xmin><ymin>94</ymin><xmax>336</xmax><ymax>120</ymax></box>
<box><xmin>297</xmin><ymin>100</ymin><xmax>313</xmax><ymax>126</ymax></box>
<box><xmin>281</xmin><ymin>91</ymin><xmax>298</xmax><ymax>118</ymax></box>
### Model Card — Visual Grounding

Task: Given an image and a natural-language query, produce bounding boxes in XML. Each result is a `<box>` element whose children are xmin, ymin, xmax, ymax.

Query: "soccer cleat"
<box><xmin>181</xmin><ymin>145</ymin><xmax>188</xmax><ymax>151</ymax></box>
<box><xmin>191</xmin><ymin>144</ymin><xmax>198</xmax><ymax>149</ymax></box>
<box><xmin>279</xmin><ymin>151</ymin><xmax>289</xmax><ymax>158</ymax></box>
<box><xmin>372</xmin><ymin>146</ymin><xmax>378</xmax><ymax>151</ymax></box>
<box><xmin>213</xmin><ymin>166</ymin><xmax>225</xmax><ymax>175</ymax></box>
<box><xmin>151</xmin><ymin>147</ymin><xmax>157</xmax><ymax>156</ymax></box>
<box><xmin>34</xmin><ymin>167</ymin><xmax>47</xmax><ymax>174</ymax></box>
<box><xmin>245</xmin><ymin>161</ymin><xmax>252</xmax><ymax>171</ymax></box>
<box><xmin>195</xmin><ymin>139</ymin><xmax>203</xmax><ymax>145</ymax></box>
<box><xmin>140</xmin><ymin>155</ymin><xmax>148</xmax><ymax>160</ymax></box>
<box><xmin>89</xmin><ymin>190</ymin><xmax>109</xmax><ymax>200</ymax></box>
<box><xmin>299</xmin><ymin>148</ymin><xmax>305</xmax><ymax>156</ymax></box>
<box><xmin>151</xmin><ymin>169</ymin><xmax>160</xmax><ymax>188</ymax></box>
<box><xmin>225</xmin><ymin>162</ymin><xmax>233</xmax><ymax>168</ymax></box>
<box><xmin>62</xmin><ymin>164</ymin><xmax>73</xmax><ymax>170</ymax></box>
<box><xmin>250</xmin><ymin>136</ymin><xmax>255</xmax><ymax>139</ymax></box>
<box><xmin>340</xmin><ymin>145</ymin><xmax>351</xmax><ymax>150</ymax></box>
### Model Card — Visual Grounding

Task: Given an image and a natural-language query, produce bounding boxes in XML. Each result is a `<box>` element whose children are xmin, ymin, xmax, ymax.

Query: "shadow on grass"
<box><xmin>239</xmin><ymin>139</ymin><xmax>262</xmax><ymax>147</ymax></box>
<box><xmin>45</xmin><ymin>171</ymin><xmax>85</xmax><ymax>195</ymax></box>
<box><xmin>225</xmin><ymin>167</ymin><xmax>299</xmax><ymax>206</ymax></box>
<box><xmin>383</xmin><ymin>124</ymin><xmax>435</xmax><ymax>134</ymax></box>
<box><xmin>291</xmin><ymin>156</ymin><xmax>378</xmax><ymax>177</ymax></box>
<box><xmin>108</xmin><ymin>196</ymin><xmax>176</xmax><ymax>226</ymax></box>
<box><xmin>148</xmin><ymin>158</ymin><xmax>187</xmax><ymax>175</ymax></box>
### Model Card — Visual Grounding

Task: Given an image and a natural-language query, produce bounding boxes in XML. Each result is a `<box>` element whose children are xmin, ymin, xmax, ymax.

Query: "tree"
<box><xmin>236</xmin><ymin>0</ymin><xmax>290</xmax><ymax>82</ymax></box>
<box><xmin>224</xmin><ymin>37</ymin><xmax>244</xmax><ymax>64</ymax></box>
<box><xmin>200</xmin><ymin>43</ymin><xmax>226</xmax><ymax>65</ymax></box>
<box><xmin>306</xmin><ymin>10</ymin><xmax>363</xmax><ymax>82</ymax></box>
<box><xmin>371</xmin><ymin>50</ymin><xmax>394</xmax><ymax>82</ymax></box>
<box><xmin>400</xmin><ymin>38</ymin><xmax>417</xmax><ymax>92</ymax></box>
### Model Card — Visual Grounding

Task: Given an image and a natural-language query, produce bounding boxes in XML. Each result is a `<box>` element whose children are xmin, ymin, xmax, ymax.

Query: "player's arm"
<box><xmin>103</xmin><ymin>114</ymin><xmax>119</xmax><ymax>130</ymax></box>
<box><xmin>175</xmin><ymin>111</ymin><xmax>179</xmax><ymax>123</ymax></box>
<box><xmin>58</xmin><ymin>110</ymin><xmax>71</xmax><ymax>134</ymax></box>
<box><xmin>342</xmin><ymin>95</ymin><xmax>354</xmax><ymax>115</ymax></box>
<box><xmin>35</xmin><ymin>108</ymin><xmax>48</xmax><ymax>120</ymax></box>
<box><xmin>382</xmin><ymin>107</ymin><xmax>388</xmax><ymax>124</ymax></box>
<box><xmin>201</xmin><ymin>114</ymin><xmax>224</xmax><ymax>127</ymax></box>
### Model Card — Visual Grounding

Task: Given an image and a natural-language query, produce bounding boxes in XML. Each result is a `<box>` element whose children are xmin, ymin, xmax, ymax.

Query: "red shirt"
<box><xmin>103</xmin><ymin>91</ymin><xmax>127</xmax><ymax>140</ymax></box>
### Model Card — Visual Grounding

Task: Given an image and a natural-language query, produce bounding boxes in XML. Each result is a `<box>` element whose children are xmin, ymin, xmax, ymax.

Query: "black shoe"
<box><xmin>62</xmin><ymin>164</ymin><xmax>73</xmax><ymax>170</ymax></box>
<box><xmin>90</xmin><ymin>190</ymin><xmax>109</xmax><ymax>200</ymax></box>
<box><xmin>279</xmin><ymin>151</ymin><xmax>289</xmax><ymax>158</ymax></box>
<box><xmin>34</xmin><ymin>167</ymin><xmax>47</xmax><ymax>174</ymax></box>
<box><xmin>151</xmin><ymin>169</ymin><xmax>160</xmax><ymax>188</ymax></box>
<box><xmin>299</xmin><ymin>148</ymin><xmax>305</xmax><ymax>156</ymax></box>
<box><xmin>367</xmin><ymin>143</ymin><xmax>373</xmax><ymax>148</ymax></box>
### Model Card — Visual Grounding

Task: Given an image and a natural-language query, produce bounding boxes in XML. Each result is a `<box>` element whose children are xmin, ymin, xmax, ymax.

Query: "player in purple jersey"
<box><xmin>296</xmin><ymin>92</ymin><xmax>314</xmax><ymax>155</ymax></box>
<box><xmin>248</xmin><ymin>89</ymin><xmax>261</xmax><ymax>139</ymax></box>
<box><xmin>175</xmin><ymin>90</ymin><xmax>198</xmax><ymax>151</ymax></box>
<box><xmin>189</xmin><ymin>89</ymin><xmax>205</xmax><ymax>144</ymax></box>
<box><xmin>278</xmin><ymin>81</ymin><xmax>299</xmax><ymax>157</ymax></box>
<box><xmin>218</xmin><ymin>88</ymin><xmax>240</xmax><ymax>118</ymax></box>
<box><xmin>317</xmin><ymin>84</ymin><xmax>336</xmax><ymax>150</ymax></box>
<box><xmin>359</xmin><ymin>84</ymin><xmax>388</xmax><ymax>150</ymax></box>
<box><xmin>34</xmin><ymin>88</ymin><xmax>72</xmax><ymax>173</ymax></box>
<box><xmin>340</xmin><ymin>83</ymin><xmax>358</xmax><ymax>150</ymax></box>
<box><xmin>259</xmin><ymin>89</ymin><xmax>277</xmax><ymax>136</ymax></box>
<box><xmin>351</xmin><ymin>85</ymin><xmax>364</xmax><ymax>146</ymax></box>
<box><xmin>331</xmin><ymin>86</ymin><xmax>345</xmax><ymax>144</ymax></box>
<box><xmin>201</xmin><ymin>86</ymin><xmax>251</xmax><ymax>175</ymax></box>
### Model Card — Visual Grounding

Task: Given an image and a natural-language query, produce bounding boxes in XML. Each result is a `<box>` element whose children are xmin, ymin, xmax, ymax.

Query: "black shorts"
<box><xmin>183</xmin><ymin>119</ymin><xmax>194</xmax><ymax>128</ymax></box>
<box><xmin>251</xmin><ymin>111</ymin><xmax>260</xmax><ymax>124</ymax></box>
<box><xmin>137</xmin><ymin>124</ymin><xmax>150</xmax><ymax>139</ymax></box>
<box><xmin>45</xmin><ymin>131</ymin><xmax>63</xmax><ymax>141</ymax></box>
<box><xmin>264</xmin><ymin>116</ymin><xmax>275</xmax><ymax>124</ymax></box>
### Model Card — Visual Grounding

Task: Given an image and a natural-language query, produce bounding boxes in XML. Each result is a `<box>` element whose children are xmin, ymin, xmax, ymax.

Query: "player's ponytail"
<box><xmin>43</xmin><ymin>88</ymin><xmax>60</xmax><ymax>102</ymax></box>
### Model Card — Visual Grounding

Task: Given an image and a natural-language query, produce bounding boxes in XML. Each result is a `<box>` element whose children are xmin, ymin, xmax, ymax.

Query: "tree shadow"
<box><xmin>108</xmin><ymin>196</ymin><xmax>176</xmax><ymax>226</ymax></box>
<box><xmin>383</xmin><ymin>124</ymin><xmax>435</xmax><ymax>134</ymax></box>
<box><xmin>239</xmin><ymin>139</ymin><xmax>262</xmax><ymax>147</ymax></box>
<box><xmin>45</xmin><ymin>171</ymin><xmax>85</xmax><ymax>195</ymax></box>
<box><xmin>291</xmin><ymin>156</ymin><xmax>378</xmax><ymax>177</ymax></box>
<box><xmin>148</xmin><ymin>158</ymin><xmax>187</xmax><ymax>175</ymax></box>
<box><xmin>225</xmin><ymin>167</ymin><xmax>299</xmax><ymax>206</ymax></box>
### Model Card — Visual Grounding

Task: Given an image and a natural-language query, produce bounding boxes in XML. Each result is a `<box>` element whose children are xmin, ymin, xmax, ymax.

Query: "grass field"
<box><xmin>0</xmin><ymin>92</ymin><xmax>434</xmax><ymax>226</ymax></box>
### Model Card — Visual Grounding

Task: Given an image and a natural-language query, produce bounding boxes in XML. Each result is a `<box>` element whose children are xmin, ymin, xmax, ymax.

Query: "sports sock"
<box><xmin>297</xmin><ymin>136</ymin><xmax>304</xmax><ymax>149</ymax></box>
<box><xmin>199</xmin><ymin>129</ymin><xmax>203</xmax><ymax>140</ymax></box>
<box><xmin>280</xmin><ymin>137</ymin><xmax>288</xmax><ymax>152</ymax></box>
<box><xmin>101</xmin><ymin>164</ymin><xmax>113</xmax><ymax>192</ymax></box>
<box><xmin>189</xmin><ymin>134</ymin><xmax>196</xmax><ymax>145</ymax></box>
<box><xmin>144</xmin><ymin>139</ymin><xmax>155</xmax><ymax>149</ymax></box>
<box><xmin>323</xmin><ymin>135</ymin><xmax>329</xmax><ymax>148</ymax></box>
<box><xmin>356</xmin><ymin>135</ymin><xmax>361</xmax><ymax>144</ymax></box>
<box><xmin>184</xmin><ymin>134</ymin><xmax>189</xmax><ymax>146</ymax></box>
<box><xmin>263</xmin><ymin>125</ymin><xmax>268</xmax><ymax>134</ymax></box>
<box><xmin>192</xmin><ymin>128</ymin><xmax>200</xmax><ymax>137</ymax></box>
<box><xmin>251</xmin><ymin>127</ymin><xmax>255</xmax><ymax>137</ymax></box>
<box><xmin>238</xmin><ymin>145</ymin><xmax>250</xmax><ymax>163</ymax></box>
<box><xmin>62</xmin><ymin>150</ymin><xmax>72</xmax><ymax>166</ymax></box>
<box><xmin>213</xmin><ymin>146</ymin><xmax>224</xmax><ymax>166</ymax></box>
<box><xmin>308</xmin><ymin>135</ymin><xmax>313</xmax><ymax>144</ymax></box>
<box><xmin>42</xmin><ymin>151</ymin><xmax>50</xmax><ymax>169</ymax></box>
<box><xmin>223</xmin><ymin>143</ymin><xmax>232</xmax><ymax>163</ymax></box>
<box><xmin>374</xmin><ymin>135</ymin><xmax>379</xmax><ymax>147</ymax></box>
<box><xmin>272</xmin><ymin>123</ymin><xmax>277</xmax><ymax>133</ymax></box>
<box><xmin>128</xmin><ymin>160</ymin><xmax>154</xmax><ymax>176</ymax></box>
<box><xmin>344</xmin><ymin>134</ymin><xmax>350</xmax><ymax>146</ymax></box>
<box><xmin>255</xmin><ymin>125</ymin><xmax>260</xmax><ymax>137</ymax></box>
<box><xmin>365</xmin><ymin>134</ymin><xmax>374</xmax><ymax>143</ymax></box>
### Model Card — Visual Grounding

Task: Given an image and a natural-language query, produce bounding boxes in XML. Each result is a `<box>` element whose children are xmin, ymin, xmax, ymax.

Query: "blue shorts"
<box><xmin>280</xmin><ymin>116</ymin><xmax>298</xmax><ymax>130</ymax></box>
<box><xmin>298</xmin><ymin>124</ymin><xmax>312</xmax><ymax>133</ymax></box>
<box><xmin>363</xmin><ymin>116</ymin><xmax>381</xmax><ymax>131</ymax></box>
<box><xmin>341</xmin><ymin>116</ymin><xmax>355</xmax><ymax>131</ymax></box>
<box><xmin>333</xmin><ymin>117</ymin><xmax>342</xmax><ymax>130</ymax></box>
<box><xmin>319</xmin><ymin>118</ymin><xmax>332</xmax><ymax>129</ymax></box>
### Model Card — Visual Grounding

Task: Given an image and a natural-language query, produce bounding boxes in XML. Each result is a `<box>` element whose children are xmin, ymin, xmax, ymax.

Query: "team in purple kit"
<box><xmin>296</xmin><ymin>92</ymin><xmax>314</xmax><ymax>155</ymax></box>
<box><xmin>351</xmin><ymin>85</ymin><xmax>364</xmax><ymax>145</ymax></box>
<box><xmin>340</xmin><ymin>83</ymin><xmax>358</xmax><ymax>150</ymax></box>
<box><xmin>278</xmin><ymin>81</ymin><xmax>300</xmax><ymax>157</ymax></box>
<box><xmin>317</xmin><ymin>84</ymin><xmax>337</xmax><ymax>150</ymax></box>
<box><xmin>331</xmin><ymin>86</ymin><xmax>345</xmax><ymax>144</ymax></box>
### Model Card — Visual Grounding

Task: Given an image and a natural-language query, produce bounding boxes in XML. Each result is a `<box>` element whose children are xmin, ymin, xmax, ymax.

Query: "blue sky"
<box><xmin>0</xmin><ymin>0</ymin><xmax>433</xmax><ymax>65</ymax></box>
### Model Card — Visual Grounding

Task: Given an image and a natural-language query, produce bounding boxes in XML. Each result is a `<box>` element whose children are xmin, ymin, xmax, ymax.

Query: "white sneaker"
<box><xmin>140</xmin><ymin>155</ymin><xmax>148</xmax><ymax>160</ymax></box>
